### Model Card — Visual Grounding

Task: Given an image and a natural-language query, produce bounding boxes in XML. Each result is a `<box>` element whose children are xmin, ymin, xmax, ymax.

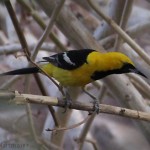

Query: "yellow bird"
<box><xmin>0</xmin><ymin>49</ymin><xmax>146</xmax><ymax>86</ymax></box>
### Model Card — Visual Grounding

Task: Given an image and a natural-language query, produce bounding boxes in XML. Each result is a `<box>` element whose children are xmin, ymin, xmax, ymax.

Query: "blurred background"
<box><xmin>0</xmin><ymin>0</ymin><xmax>150</xmax><ymax>150</ymax></box>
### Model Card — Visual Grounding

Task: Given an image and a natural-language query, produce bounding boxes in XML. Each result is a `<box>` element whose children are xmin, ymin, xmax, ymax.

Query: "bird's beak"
<box><xmin>129</xmin><ymin>68</ymin><xmax>147</xmax><ymax>78</ymax></box>
<box><xmin>136</xmin><ymin>70</ymin><xmax>147</xmax><ymax>78</ymax></box>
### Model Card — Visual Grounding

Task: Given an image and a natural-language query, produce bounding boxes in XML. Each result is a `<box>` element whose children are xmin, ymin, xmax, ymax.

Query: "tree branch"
<box><xmin>1</xmin><ymin>90</ymin><xmax>150</xmax><ymax>122</ymax></box>
<box><xmin>32</xmin><ymin>0</ymin><xmax>66</xmax><ymax>60</ymax></box>
<box><xmin>87</xmin><ymin>0</ymin><xmax>150</xmax><ymax>66</ymax></box>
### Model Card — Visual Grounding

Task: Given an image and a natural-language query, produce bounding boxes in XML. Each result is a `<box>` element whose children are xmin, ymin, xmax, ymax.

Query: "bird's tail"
<box><xmin>0</xmin><ymin>67</ymin><xmax>39</xmax><ymax>76</ymax></box>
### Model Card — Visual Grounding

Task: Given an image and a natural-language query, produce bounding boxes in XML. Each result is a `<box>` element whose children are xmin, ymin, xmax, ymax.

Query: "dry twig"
<box><xmin>1</xmin><ymin>90</ymin><xmax>149</xmax><ymax>122</ymax></box>
<box><xmin>32</xmin><ymin>0</ymin><xmax>66</xmax><ymax>60</ymax></box>
<box><xmin>87</xmin><ymin>0</ymin><xmax>150</xmax><ymax>65</ymax></box>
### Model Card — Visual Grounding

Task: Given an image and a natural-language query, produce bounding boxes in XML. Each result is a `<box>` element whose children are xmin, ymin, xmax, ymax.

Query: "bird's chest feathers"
<box><xmin>52</xmin><ymin>63</ymin><xmax>95</xmax><ymax>86</ymax></box>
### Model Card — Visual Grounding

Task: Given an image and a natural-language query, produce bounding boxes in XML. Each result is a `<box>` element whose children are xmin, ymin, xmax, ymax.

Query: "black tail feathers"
<box><xmin>0</xmin><ymin>67</ymin><xmax>39</xmax><ymax>76</ymax></box>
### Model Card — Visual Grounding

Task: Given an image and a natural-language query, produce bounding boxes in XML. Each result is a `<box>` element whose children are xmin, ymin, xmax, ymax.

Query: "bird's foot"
<box><xmin>89</xmin><ymin>99</ymin><xmax>100</xmax><ymax>115</ymax></box>
<box><xmin>94</xmin><ymin>99</ymin><xmax>100</xmax><ymax>113</ymax></box>
<box><xmin>62</xmin><ymin>98</ymin><xmax>72</xmax><ymax>113</ymax></box>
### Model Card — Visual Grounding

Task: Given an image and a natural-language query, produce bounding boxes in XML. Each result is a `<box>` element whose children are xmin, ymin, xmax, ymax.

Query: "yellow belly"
<box><xmin>41</xmin><ymin>63</ymin><xmax>94</xmax><ymax>86</ymax></box>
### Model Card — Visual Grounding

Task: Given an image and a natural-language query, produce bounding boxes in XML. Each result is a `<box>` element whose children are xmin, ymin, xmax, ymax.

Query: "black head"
<box><xmin>121</xmin><ymin>63</ymin><xmax>147</xmax><ymax>78</ymax></box>
<box><xmin>91</xmin><ymin>63</ymin><xmax>147</xmax><ymax>81</ymax></box>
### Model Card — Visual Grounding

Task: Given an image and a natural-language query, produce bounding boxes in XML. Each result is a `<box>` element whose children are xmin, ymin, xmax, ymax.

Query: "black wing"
<box><xmin>42</xmin><ymin>49</ymin><xmax>95</xmax><ymax>70</ymax></box>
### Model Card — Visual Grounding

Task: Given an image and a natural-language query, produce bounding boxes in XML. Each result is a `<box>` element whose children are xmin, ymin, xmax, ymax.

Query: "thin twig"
<box><xmin>128</xmin><ymin>74</ymin><xmax>150</xmax><ymax>98</ymax></box>
<box><xmin>0</xmin><ymin>43</ymin><xmax>55</xmax><ymax>55</ymax></box>
<box><xmin>78</xmin><ymin>112</ymin><xmax>96</xmax><ymax>150</ymax></box>
<box><xmin>93</xmin><ymin>0</ymin><xmax>126</xmax><ymax>40</ymax></box>
<box><xmin>17</xmin><ymin>0</ymin><xmax>67</xmax><ymax>52</ymax></box>
<box><xmin>32</xmin><ymin>0</ymin><xmax>66</xmax><ymax>60</ymax></box>
<box><xmin>30</xmin><ymin>60</ymin><xmax>65</xmax><ymax>96</ymax></box>
<box><xmin>36</xmin><ymin>0</ymin><xmax>102</xmax><ymax>50</ymax></box>
<box><xmin>46</xmin><ymin>115</ymin><xmax>90</xmax><ymax>132</ymax></box>
<box><xmin>0</xmin><ymin>76</ymin><xmax>22</xmax><ymax>89</ymax></box>
<box><xmin>82</xmin><ymin>88</ymin><xmax>97</xmax><ymax>100</ymax></box>
<box><xmin>84</xmin><ymin>138</ymin><xmax>99</xmax><ymax>150</ymax></box>
<box><xmin>34</xmin><ymin>74</ymin><xmax>60</xmax><ymax>127</ymax></box>
<box><xmin>114</xmin><ymin>0</ymin><xmax>134</xmax><ymax>49</ymax></box>
<box><xmin>87</xmin><ymin>0</ymin><xmax>150</xmax><ymax>66</ymax></box>
<box><xmin>4</xmin><ymin>0</ymin><xmax>30</xmax><ymax>58</ymax></box>
<box><xmin>24</xmin><ymin>77</ymin><xmax>39</xmax><ymax>142</ymax></box>
<box><xmin>100</xmin><ymin>21</ymin><xmax>150</xmax><ymax>49</ymax></box>
<box><xmin>78</xmin><ymin>85</ymin><xmax>106</xmax><ymax>150</ymax></box>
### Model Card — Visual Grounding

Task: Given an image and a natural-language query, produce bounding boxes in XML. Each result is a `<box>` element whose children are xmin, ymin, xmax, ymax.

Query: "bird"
<box><xmin>0</xmin><ymin>49</ymin><xmax>146</xmax><ymax>85</ymax></box>
<box><xmin>0</xmin><ymin>49</ymin><xmax>146</xmax><ymax>112</ymax></box>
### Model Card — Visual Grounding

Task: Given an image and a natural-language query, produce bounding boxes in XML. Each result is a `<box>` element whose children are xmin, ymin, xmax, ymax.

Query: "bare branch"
<box><xmin>4</xmin><ymin>0</ymin><xmax>30</xmax><ymax>58</ymax></box>
<box><xmin>32</xmin><ymin>0</ymin><xmax>66</xmax><ymax>60</ymax></box>
<box><xmin>17</xmin><ymin>0</ymin><xmax>66</xmax><ymax>52</ymax></box>
<box><xmin>77</xmin><ymin>112</ymin><xmax>96</xmax><ymax>150</ymax></box>
<box><xmin>0</xmin><ymin>43</ymin><xmax>55</xmax><ymax>55</ymax></box>
<box><xmin>114</xmin><ymin>0</ymin><xmax>134</xmax><ymax>49</ymax></box>
<box><xmin>1</xmin><ymin>90</ymin><xmax>150</xmax><ymax>122</ymax></box>
<box><xmin>94</xmin><ymin>0</ymin><xmax>126</xmax><ymax>39</ymax></box>
<box><xmin>36</xmin><ymin>0</ymin><xmax>102</xmax><ymax>50</ymax></box>
<box><xmin>87</xmin><ymin>0</ymin><xmax>150</xmax><ymax>66</ymax></box>
<box><xmin>84</xmin><ymin>138</ymin><xmax>99</xmax><ymax>150</ymax></box>
<box><xmin>0</xmin><ymin>76</ymin><xmax>22</xmax><ymax>89</ymax></box>
<box><xmin>46</xmin><ymin>115</ymin><xmax>90</xmax><ymax>132</ymax></box>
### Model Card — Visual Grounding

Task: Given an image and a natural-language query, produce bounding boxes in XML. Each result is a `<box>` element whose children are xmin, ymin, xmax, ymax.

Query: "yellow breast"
<box><xmin>41</xmin><ymin>63</ymin><xmax>95</xmax><ymax>86</ymax></box>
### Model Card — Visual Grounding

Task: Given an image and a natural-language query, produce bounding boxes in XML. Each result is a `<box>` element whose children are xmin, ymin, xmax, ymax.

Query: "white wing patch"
<box><xmin>63</xmin><ymin>53</ymin><xmax>76</xmax><ymax>66</ymax></box>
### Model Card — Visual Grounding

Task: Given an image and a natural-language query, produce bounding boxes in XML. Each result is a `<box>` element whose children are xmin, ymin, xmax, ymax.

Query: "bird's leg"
<box><xmin>82</xmin><ymin>88</ymin><xmax>100</xmax><ymax>114</ymax></box>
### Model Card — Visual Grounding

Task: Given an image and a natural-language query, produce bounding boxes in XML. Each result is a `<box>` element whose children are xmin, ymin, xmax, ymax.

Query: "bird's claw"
<box><xmin>62</xmin><ymin>98</ymin><xmax>72</xmax><ymax>113</ymax></box>
<box><xmin>88</xmin><ymin>99</ymin><xmax>100</xmax><ymax>115</ymax></box>
<box><xmin>93</xmin><ymin>100</ymin><xmax>100</xmax><ymax>114</ymax></box>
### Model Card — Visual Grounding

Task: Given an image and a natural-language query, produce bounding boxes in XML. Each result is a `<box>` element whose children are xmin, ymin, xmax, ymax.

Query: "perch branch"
<box><xmin>1</xmin><ymin>90</ymin><xmax>150</xmax><ymax>122</ymax></box>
